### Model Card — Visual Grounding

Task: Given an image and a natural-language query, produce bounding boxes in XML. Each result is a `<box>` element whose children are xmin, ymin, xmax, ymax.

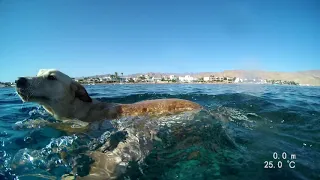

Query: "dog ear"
<box><xmin>71</xmin><ymin>81</ymin><xmax>92</xmax><ymax>102</ymax></box>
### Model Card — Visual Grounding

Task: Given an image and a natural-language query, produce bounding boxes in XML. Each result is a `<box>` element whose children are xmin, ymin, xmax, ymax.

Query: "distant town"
<box><xmin>0</xmin><ymin>72</ymin><xmax>304</xmax><ymax>88</ymax></box>
<box><xmin>73</xmin><ymin>73</ymin><xmax>299</xmax><ymax>86</ymax></box>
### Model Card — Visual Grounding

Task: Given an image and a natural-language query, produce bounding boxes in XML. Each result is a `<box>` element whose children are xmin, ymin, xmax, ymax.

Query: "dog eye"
<box><xmin>47</xmin><ymin>75</ymin><xmax>57</xmax><ymax>80</ymax></box>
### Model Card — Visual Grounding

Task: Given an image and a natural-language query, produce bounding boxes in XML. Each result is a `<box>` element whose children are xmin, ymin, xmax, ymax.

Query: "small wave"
<box><xmin>9</xmin><ymin>134</ymin><xmax>93</xmax><ymax>178</ymax></box>
<box><xmin>0</xmin><ymin>100</ymin><xmax>23</xmax><ymax>105</ymax></box>
<box><xmin>13</xmin><ymin>118</ymin><xmax>51</xmax><ymax>130</ymax></box>
<box><xmin>4</xmin><ymin>93</ymin><xmax>19</xmax><ymax>97</ymax></box>
<box><xmin>1</xmin><ymin>85</ymin><xmax>319</xmax><ymax>180</ymax></box>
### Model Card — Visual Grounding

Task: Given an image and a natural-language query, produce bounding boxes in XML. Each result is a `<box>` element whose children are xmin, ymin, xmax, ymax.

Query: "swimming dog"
<box><xmin>15</xmin><ymin>69</ymin><xmax>202</xmax><ymax>179</ymax></box>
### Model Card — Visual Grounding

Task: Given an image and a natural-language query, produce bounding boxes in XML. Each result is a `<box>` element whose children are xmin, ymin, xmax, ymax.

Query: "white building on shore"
<box><xmin>179</xmin><ymin>75</ymin><xmax>194</xmax><ymax>83</ymax></box>
<box><xmin>203</xmin><ymin>77</ymin><xmax>210</xmax><ymax>81</ymax></box>
<box><xmin>119</xmin><ymin>77</ymin><xmax>130</xmax><ymax>82</ymax></box>
<box><xmin>102</xmin><ymin>76</ymin><xmax>112</xmax><ymax>81</ymax></box>
<box><xmin>152</xmin><ymin>77</ymin><xmax>162</xmax><ymax>82</ymax></box>
<box><xmin>169</xmin><ymin>75</ymin><xmax>177</xmax><ymax>80</ymax></box>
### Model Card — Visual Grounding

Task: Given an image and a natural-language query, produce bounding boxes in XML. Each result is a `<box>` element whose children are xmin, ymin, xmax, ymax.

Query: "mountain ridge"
<box><xmin>81</xmin><ymin>70</ymin><xmax>320</xmax><ymax>85</ymax></box>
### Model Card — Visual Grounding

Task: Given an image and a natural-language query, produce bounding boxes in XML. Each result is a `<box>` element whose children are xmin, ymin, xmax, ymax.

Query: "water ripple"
<box><xmin>0</xmin><ymin>85</ymin><xmax>319</xmax><ymax>180</ymax></box>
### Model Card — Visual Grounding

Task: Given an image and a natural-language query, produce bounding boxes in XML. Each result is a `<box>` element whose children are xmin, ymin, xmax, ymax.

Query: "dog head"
<box><xmin>16</xmin><ymin>69</ymin><xmax>92</xmax><ymax>117</ymax></box>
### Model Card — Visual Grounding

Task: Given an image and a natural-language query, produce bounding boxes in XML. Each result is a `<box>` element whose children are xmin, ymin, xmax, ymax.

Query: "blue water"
<box><xmin>0</xmin><ymin>84</ymin><xmax>319</xmax><ymax>180</ymax></box>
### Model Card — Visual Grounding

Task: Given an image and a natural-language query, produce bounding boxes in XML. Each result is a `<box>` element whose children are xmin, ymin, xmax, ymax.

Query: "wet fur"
<box><xmin>15</xmin><ymin>69</ymin><xmax>202</xmax><ymax>179</ymax></box>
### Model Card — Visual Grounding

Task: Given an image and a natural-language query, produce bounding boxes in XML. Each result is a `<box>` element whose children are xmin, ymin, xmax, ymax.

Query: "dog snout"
<box><xmin>15</xmin><ymin>77</ymin><xmax>28</xmax><ymax>88</ymax></box>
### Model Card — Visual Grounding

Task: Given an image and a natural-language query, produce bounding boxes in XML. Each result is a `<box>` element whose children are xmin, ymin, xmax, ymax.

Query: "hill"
<box><xmin>77</xmin><ymin>70</ymin><xmax>320</xmax><ymax>86</ymax></box>
<box><xmin>214</xmin><ymin>70</ymin><xmax>320</xmax><ymax>85</ymax></box>
<box><xmin>127</xmin><ymin>70</ymin><xmax>320</xmax><ymax>85</ymax></box>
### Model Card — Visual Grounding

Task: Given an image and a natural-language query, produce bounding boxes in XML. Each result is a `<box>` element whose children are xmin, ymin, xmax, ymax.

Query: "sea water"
<box><xmin>0</xmin><ymin>84</ymin><xmax>319</xmax><ymax>180</ymax></box>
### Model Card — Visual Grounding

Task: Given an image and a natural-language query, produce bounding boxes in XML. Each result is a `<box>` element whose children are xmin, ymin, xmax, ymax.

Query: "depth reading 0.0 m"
<box><xmin>273</xmin><ymin>152</ymin><xmax>295</xmax><ymax>160</ymax></box>
<box><xmin>264</xmin><ymin>152</ymin><xmax>296</xmax><ymax>169</ymax></box>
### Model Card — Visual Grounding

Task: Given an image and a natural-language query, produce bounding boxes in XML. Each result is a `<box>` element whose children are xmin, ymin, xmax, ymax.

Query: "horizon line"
<box><xmin>78</xmin><ymin>68</ymin><xmax>320</xmax><ymax>77</ymax></box>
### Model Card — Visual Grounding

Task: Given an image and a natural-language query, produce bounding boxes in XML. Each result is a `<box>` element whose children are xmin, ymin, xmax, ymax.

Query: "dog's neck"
<box><xmin>42</xmin><ymin>98</ymin><xmax>122</xmax><ymax>122</ymax></box>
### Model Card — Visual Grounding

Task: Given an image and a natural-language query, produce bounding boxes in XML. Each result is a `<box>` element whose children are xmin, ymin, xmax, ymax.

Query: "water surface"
<box><xmin>0</xmin><ymin>84</ymin><xmax>319</xmax><ymax>180</ymax></box>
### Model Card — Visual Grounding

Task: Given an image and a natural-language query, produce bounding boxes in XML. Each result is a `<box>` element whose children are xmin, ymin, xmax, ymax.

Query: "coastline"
<box><xmin>0</xmin><ymin>82</ymin><xmax>315</xmax><ymax>88</ymax></box>
<box><xmin>82</xmin><ymin>81</ymin><xmax>237</xmax><ymax>85</ymax></box>
<box><xmin>0</xmin><ymin>83</ymin><xmax>314</xmax><ymax>88</ymax></box>
<box><xmin>80</xmin><ymin>82</ymin><xmax>308</xmax><ymax>86</ymax></box>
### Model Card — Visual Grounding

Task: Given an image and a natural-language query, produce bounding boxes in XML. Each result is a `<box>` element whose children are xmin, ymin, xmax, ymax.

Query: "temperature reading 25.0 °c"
<box><xmin>264</xmin><ymin>152</ymin><xmax>296</xmax><ymax>169</ymax></box>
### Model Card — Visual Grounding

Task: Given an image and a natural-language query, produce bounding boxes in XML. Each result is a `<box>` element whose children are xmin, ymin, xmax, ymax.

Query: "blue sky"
<box><xmin>0</xmin><ymin>0</ymin><xmax>319</xmax><ymax>82</ymax></box>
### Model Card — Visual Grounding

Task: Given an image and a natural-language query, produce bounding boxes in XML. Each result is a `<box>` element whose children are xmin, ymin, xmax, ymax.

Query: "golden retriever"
<box><xmin>15</xmin><ymin>69</ymin><xmax>202</xmax><ymax>179</ymax></box>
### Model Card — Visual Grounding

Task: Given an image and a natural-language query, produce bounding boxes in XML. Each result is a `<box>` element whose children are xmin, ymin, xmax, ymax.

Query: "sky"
<box><xmin>0</xmin><ymin>0</ymin><xmax>319</xmax><ymax>82</ymax></box>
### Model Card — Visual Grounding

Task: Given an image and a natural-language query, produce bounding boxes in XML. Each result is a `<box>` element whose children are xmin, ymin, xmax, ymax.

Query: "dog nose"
<box><xmin>15</xmin><ymin>77</ymin><xmax>28</xmax><ymax>88</ymax></box>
